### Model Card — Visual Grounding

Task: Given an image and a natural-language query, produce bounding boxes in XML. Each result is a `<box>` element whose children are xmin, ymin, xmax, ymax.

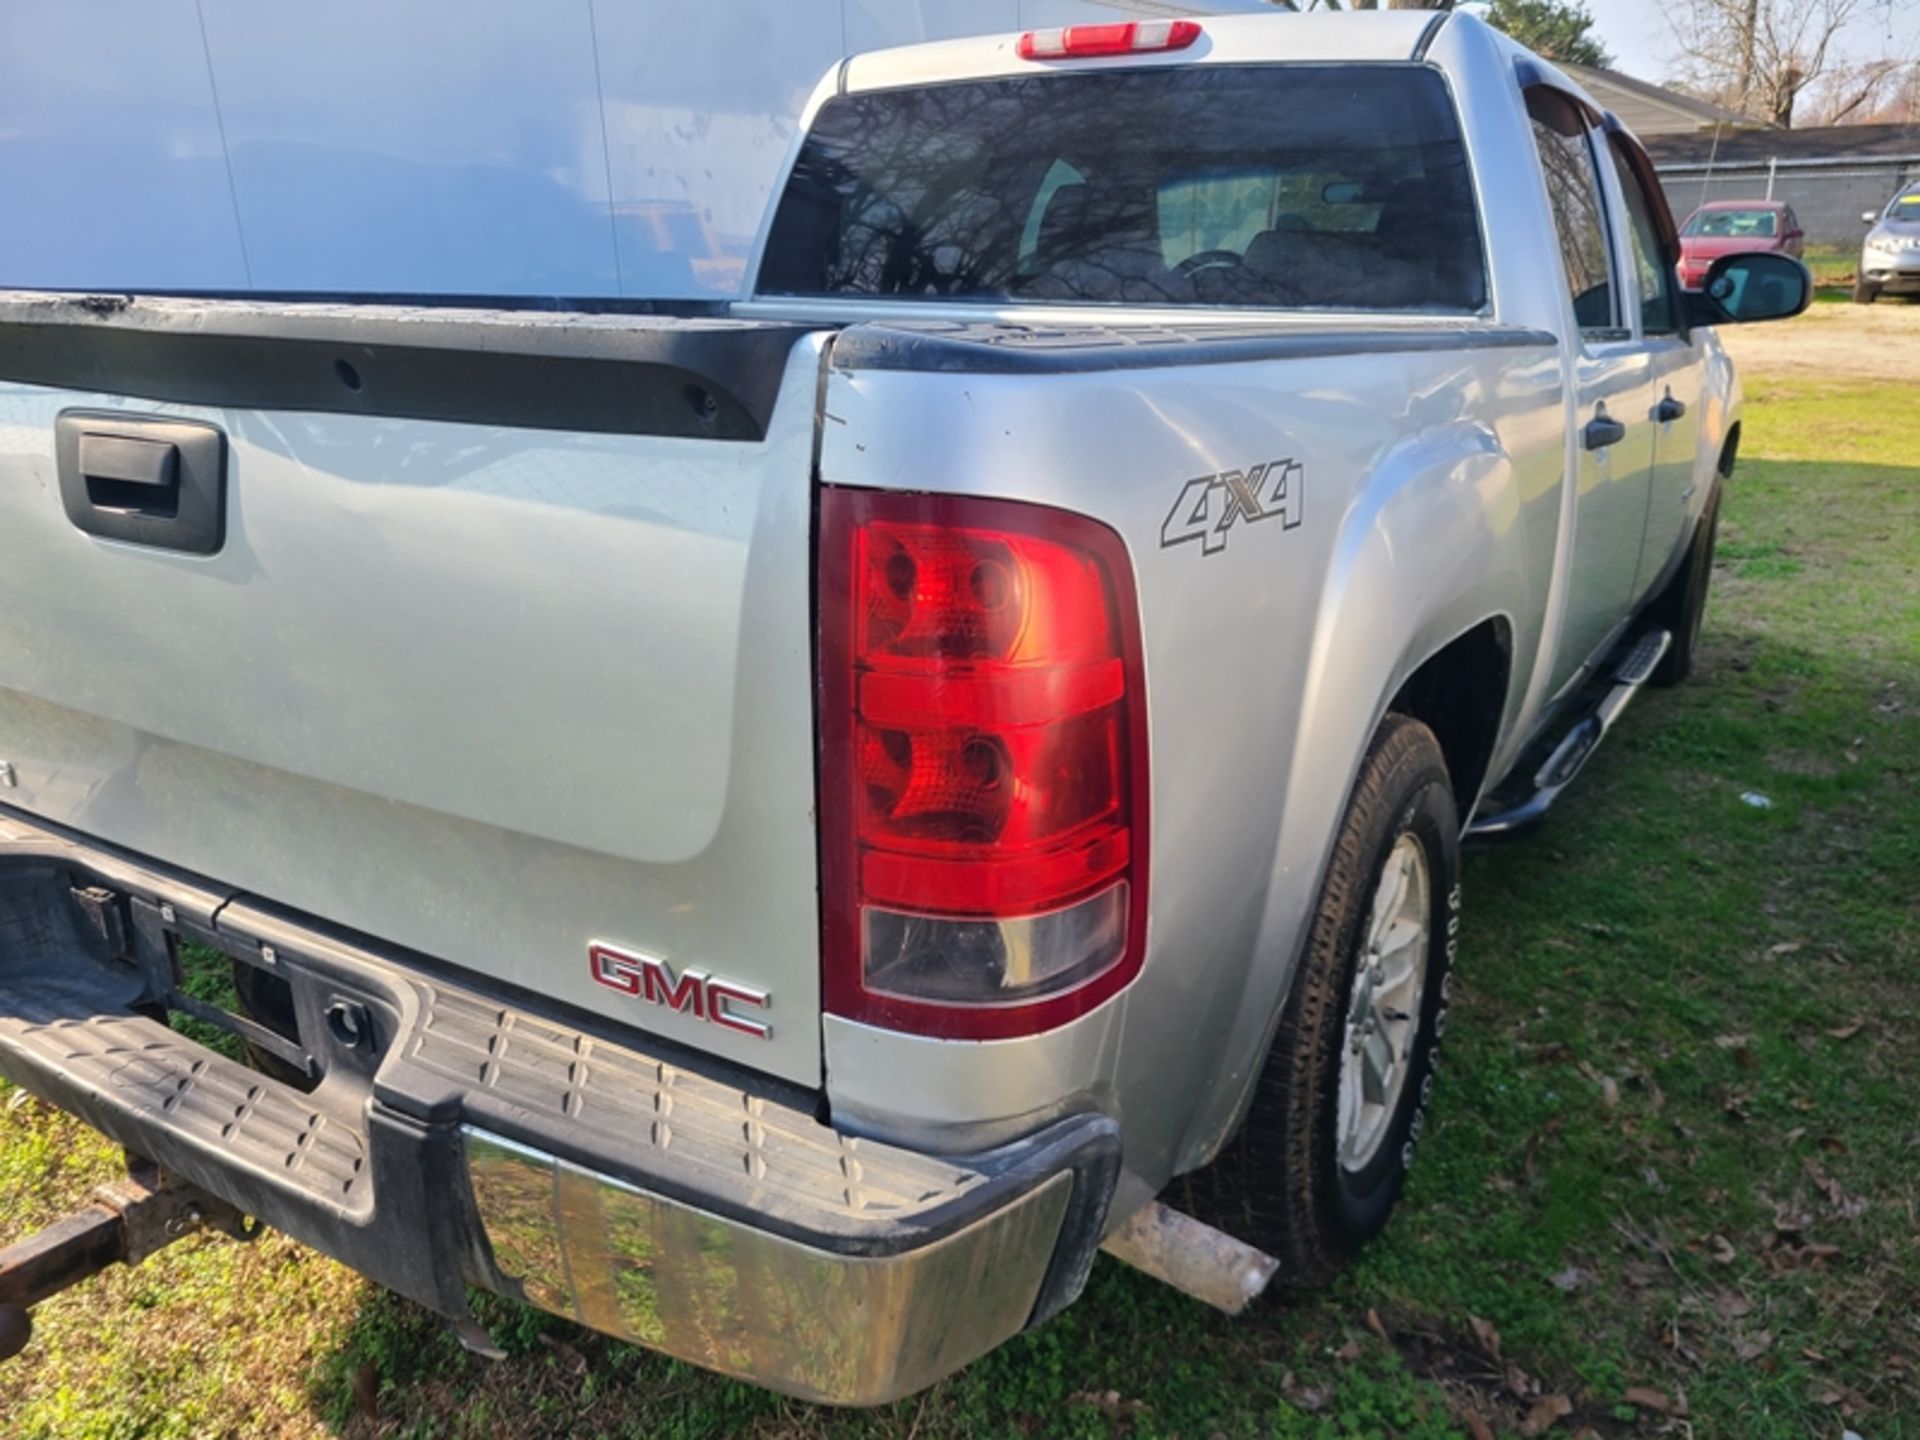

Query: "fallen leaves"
<box><xmin>1622</xmin><ymin>1385</ymin><xmax>1672</xmax><ymax>1413</ymax></box>
<box><xmin>537</xmin><ymin>1334</ymin><xmax>588</xmax><ymax>1376</ymax></box>
<box><xmin>1576</xmin><ymin>1060</ymin><xmax>1620</xmax><ymax>1109</ymax></box>
<box><xmin>1365</xmin><ymin>1308</ymin><xmax>1391</xmax><ymax>1346</ymax></box>
<box><xmin>1732</xmin><ymin>1329</ymin><xmax>1775</xmax><ymax>1362</ymax></box>
<box><xmin>1622</xmin><ymin>1257</ymin><xmax>1666</xmax><ymax>1288</ymax></box>
<box><xmin>1825</xmin><ymin>1018</ymin><xmax>1866</xmax><ymax>1041</ymax></box>
<box><xmin>1712</xmin><ymin>1289</ymin><xmax>1754</xmax><ymax>1321</ymax></box>
<box><xmin>1468</xmin><ymin>1314</ymin><xmax>1503</xmax><ymax>1363</ymax></box>
<box><xmin>1783</xmin><ymin>1234</ymin><xmax>1842</xmax><ymax>1270</ymax></box>
<box><xmin>1278</xmin><ymin>1371</ymin><xmax>1330</xmax><ymax>1413</ymax></box>
<box><xmin>1073</xmin><ymin>1388</ymin><xmax>1149</xmax><ymax>1419</ymax></box>
<box><xmin>1805</xmin><ymin>1159</ymin><xmax>1871</xmax><ymax>1220</ymax></box>
<box><xmin>1520</xmin><ymin>1392</ymin><xmax>1573</xmax><ymax>1435</ymax></box>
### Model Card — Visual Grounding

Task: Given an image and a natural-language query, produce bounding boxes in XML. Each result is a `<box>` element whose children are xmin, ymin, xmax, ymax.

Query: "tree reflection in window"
<box><xmin>1525</xmin><ymin>89</ymin><xmax>1618</xmax><ymax>335</ymax></box>
<box><xmin>761</xmin><ymin>65</ymin><xmax>1487</xmax><ymax>313</ymax></box>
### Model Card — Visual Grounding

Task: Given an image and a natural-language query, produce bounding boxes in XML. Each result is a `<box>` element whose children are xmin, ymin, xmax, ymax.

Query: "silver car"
<box><xmin>1857</xmin><ymin>182</ymin><xmax>1920</xmax><ymax>302</ymax></box>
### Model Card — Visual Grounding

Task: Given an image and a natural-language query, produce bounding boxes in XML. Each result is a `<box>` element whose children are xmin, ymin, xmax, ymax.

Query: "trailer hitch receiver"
<box><xmin>0</xmin><ymin>1161</ymin><xmax>254</xmax><ymax>1362</ymax></box>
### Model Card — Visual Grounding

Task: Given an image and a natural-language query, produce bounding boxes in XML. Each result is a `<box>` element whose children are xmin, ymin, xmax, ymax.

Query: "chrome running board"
<box><xmin>1467</xmin><ymin>629</ymin><xmax>1671</xmax><ymax>840</ymax></box>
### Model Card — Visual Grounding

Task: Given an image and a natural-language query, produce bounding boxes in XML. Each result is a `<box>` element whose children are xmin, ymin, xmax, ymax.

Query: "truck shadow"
<box><xmin>302</xmin><ymin>599</ymin><xmax>1919</xmax><ymax>1436</ymax></box>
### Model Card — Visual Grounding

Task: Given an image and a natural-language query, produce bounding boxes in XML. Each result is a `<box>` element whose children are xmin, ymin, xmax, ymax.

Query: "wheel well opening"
<box><xmin>1719</xmin><ymin>422</ymin><xmax>1741</xmax><ymax>477</ymax></box>
<box><xmin>1390</xmin><ymin>618</ymin><xmax>1512</xmax><ymax>812</ymax></box>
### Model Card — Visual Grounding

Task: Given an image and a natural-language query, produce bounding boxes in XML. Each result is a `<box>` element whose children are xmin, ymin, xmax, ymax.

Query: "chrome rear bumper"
<box><xmin>469</xmin><ymin>1131</ymin><xmax>1075</xmax><ymax>1403</ymax></box>
<box><xmin>0</xmin><ymin>809</ymin><xmax>1120</xmax><ymax>1405</ymax></box>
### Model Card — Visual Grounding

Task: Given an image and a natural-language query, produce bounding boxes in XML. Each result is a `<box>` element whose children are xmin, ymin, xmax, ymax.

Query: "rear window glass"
<box><xmin>758</xmin><ymin>65</ymin><xmax>1486</xmax><ymax>312</ymax></box>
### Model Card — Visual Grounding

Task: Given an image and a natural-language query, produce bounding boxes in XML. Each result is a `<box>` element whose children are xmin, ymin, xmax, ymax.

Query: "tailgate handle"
<box><xmin>78</xmin><ymin>433</ymin><xmax>181</xmax><ymax>511</ymax></box>
<box><xmin>56</xmin><ymin>412</ymin><xmax>228</xmax><ymax>556</ymax></box>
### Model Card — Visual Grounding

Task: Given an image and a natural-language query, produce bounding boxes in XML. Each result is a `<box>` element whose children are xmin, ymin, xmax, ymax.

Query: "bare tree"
<box><xmin>1798</xmin><ymin>56</ymin><xmax>1920</xmax><ymax>124</ymax></box>
<box><xmin>1667</xmin><ymin>0</ymin><xmax>1918</xmax><ymax>127</ymax></box>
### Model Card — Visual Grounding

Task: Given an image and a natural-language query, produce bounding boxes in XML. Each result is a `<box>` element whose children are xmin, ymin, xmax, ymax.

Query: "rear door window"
<box><xmin>1525</xmin><ymin>88</ymin><xmax>1620</xmax><ymax>337</ymax></box>
<box><xmin>759</xmin><ymin>65</ymin><xmax>1487</xmax><ymax>312</ymax></box>
<box><xmin>1606</xmin><ymin>133</ymin><xmax>1679</xmax><ymax>337</ymax></box>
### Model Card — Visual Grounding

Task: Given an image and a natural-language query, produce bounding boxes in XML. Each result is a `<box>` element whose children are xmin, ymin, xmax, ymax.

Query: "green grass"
<box><xmin>2</xmin><ymin>358</ymin><xmax>1915</xmax><ymax>1438</ymax></box>
<box><xmin>1798</xmin><ymin>243</ymin><xmax>1856</xmax><ymax>291</ymax></box>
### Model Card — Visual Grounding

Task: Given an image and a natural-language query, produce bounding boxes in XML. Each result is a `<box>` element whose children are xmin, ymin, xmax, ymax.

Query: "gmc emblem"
<box><xmin>588</xmin><ymin>942</ymin><xmax>771</xmax><ymax>1040</ymax></box>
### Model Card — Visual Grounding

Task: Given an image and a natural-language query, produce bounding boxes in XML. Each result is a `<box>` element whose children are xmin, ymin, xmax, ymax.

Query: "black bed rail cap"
<box><xmin>0</xmin><ymin>290</ymin><xmax>817</xmax><ymax>442</ymax></box>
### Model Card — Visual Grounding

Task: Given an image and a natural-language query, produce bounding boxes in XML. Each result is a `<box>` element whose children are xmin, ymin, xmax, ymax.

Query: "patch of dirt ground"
<box><xmin>1716</xmin><ymin>296</ymin><xmax>1920</xmax><ymax>383</ymax></box>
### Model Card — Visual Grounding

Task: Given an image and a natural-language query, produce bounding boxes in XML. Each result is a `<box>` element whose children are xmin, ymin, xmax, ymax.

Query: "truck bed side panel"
<box><xmin>816</xmin><ymin>323</ymin><xmax>1564</xmax><ymax>1179</ymax></box>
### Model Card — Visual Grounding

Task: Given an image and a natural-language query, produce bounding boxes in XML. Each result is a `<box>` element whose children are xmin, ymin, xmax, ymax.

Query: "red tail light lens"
<box><xmin>1017</xmin><ymin>20</ymin><xmax>1202</xmax><ymax>60</ymax></box>
<box><xmin>819</xmin><ymin>488</ymin><xmax>1148</xmax><ymax>1039</ymax></box>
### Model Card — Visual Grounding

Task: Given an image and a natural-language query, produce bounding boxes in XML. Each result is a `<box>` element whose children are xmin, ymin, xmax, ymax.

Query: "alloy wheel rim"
<box><xmin>1336</xmin><ymin>832</ymin><xmax>1431</xmax><ymax>1173</ymax></box>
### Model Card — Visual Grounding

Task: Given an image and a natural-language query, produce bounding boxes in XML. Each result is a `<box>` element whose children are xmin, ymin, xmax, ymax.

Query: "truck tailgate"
<box><xmin>0</xmin><ymin>293</ymin><xmax>829</xmax><ymax>1083</ymax></box>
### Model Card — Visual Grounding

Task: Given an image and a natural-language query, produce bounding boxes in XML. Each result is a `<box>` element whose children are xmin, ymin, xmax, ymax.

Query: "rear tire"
<box><xmin>1648</xmin><ymin>484</ymin><xmax>1721</xmax><ymax>688</ymax></box>
<box><xmin>1854</xmin><ymin>277</ymin><xmax>1879</xmax><ymax>304</ymax></box>
<box><xmin>1174</xmin><ymin>715</ymin><xmax>1459</xmax><ymax>1286</ymax></box>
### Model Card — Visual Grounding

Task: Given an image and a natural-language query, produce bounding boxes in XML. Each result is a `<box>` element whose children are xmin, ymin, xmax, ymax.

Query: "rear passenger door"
<box><xmin>1528</xmin><ymin>87</ymin><xmax>1659</xmax><ymax>696</ymax></box>
<box><xmin>1605</xmin><ymin>129</ymin><xmax>1703</xmax><ymax>607</ymax></box>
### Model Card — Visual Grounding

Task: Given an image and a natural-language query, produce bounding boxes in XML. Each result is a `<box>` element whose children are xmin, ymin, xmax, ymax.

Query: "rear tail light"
<box><xmin>818</xmin><ymin>488</ymin><xmax>1148</xmax><ymax>1039</ymax></box>
<box><xmin>1017</xmin><ymin>20</ymin><xmax>1202</xmax><ymax>61</ymax></box>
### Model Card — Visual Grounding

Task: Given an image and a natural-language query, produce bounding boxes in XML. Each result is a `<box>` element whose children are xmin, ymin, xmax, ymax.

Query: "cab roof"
<box><xmin>841</xmin><ymin>10</ymin><xmax>1448</xmax><ymax>95</ymax></box>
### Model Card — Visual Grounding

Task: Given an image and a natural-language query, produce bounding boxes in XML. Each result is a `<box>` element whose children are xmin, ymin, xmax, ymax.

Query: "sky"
<box><xmin>1580</xmin><ymin>0</ymin><xmax>1920</xmax><ymax>83</ymax></box>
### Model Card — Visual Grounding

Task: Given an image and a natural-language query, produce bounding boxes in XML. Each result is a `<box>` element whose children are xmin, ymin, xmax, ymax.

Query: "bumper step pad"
<box><xmin>2</xmin><ymin>1002</ymin><xmax>369</xmax><ymax>1215</ymax></box>
<box><xmin>404</xmin><ymin>986</ymin><xmax>975</xmax><ymax>1239</ymax></box>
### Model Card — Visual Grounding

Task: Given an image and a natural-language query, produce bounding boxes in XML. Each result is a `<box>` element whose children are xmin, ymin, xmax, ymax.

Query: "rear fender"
<box><xmin>1173</xmin><ymin>419</ymin><xmax>1525</xmax><ymax>1173</ymax></box>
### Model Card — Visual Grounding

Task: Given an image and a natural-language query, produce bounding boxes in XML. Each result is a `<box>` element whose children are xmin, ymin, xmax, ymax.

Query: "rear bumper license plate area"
<box><xmin>0</xmin><ymin>808</ymin><xmax>1120</xmax><ymax>1403</ymax></box>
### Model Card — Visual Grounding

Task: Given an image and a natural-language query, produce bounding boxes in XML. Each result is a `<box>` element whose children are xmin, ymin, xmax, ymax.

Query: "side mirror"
<box><xmin>1784</xmin><ymin>228</ymin><xmax>1804</xmax><ymax>241</ymax></box>
<box><xmin>1686</xmin><ymin>252</ymin><xmax>1812</xmax><ymax>327</ymax></box>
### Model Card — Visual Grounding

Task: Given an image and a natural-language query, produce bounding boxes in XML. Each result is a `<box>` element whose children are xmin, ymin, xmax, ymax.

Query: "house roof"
<box><xmin>1559</xmin><ymin>63</ymin><xmax>1754</xmax><ymax>136</ymax></box>
<box><xmin>1644</xmin><ymin>122</ymin><xmax>1920</xmax><ymax>167</ymax></box>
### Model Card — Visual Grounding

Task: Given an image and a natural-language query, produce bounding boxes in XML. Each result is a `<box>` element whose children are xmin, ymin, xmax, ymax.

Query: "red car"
<box><xmin>1678</xmin><ymin>200</ymin><xmax>1805</xmax><ymax>290</ymax></box>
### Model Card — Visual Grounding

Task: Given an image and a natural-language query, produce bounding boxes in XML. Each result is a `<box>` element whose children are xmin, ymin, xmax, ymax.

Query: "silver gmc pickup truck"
<box><xmin>0</xmin><ymin>10</ymin><xmax>1807</xmax><ymax>1405</ymax></box>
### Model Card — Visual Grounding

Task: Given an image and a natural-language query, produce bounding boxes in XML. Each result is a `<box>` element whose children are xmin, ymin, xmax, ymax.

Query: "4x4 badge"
<box><xmin>1160</xmin><ymin>458</ymin><xmax>1304</xmax><ymax>554</ymax></box>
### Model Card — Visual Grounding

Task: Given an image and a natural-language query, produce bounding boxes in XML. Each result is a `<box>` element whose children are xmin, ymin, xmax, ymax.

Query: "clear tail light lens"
<box><xmin>818</xmin><ymin>488</ymin><xmax>1148</xmax><ymax>1039</ymax></box>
